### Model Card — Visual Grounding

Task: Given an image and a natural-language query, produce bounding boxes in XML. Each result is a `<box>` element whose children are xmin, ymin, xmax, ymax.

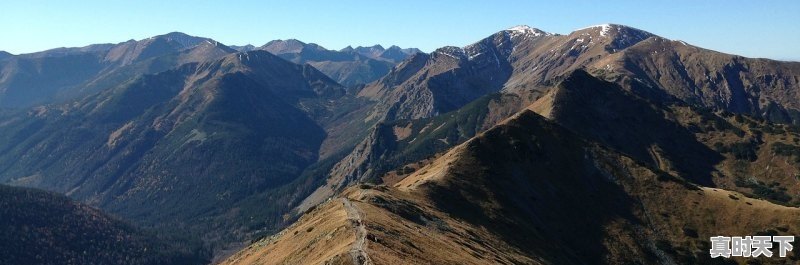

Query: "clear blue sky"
<box><xmin>1</xmin><ymin>1</ymin><xmax>798</xmax><ymax>61</ymax></box>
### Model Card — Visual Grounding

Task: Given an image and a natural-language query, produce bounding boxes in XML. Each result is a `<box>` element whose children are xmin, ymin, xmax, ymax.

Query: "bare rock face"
<box><xmin>360</xmin><ymin>24</ymin><xmax>800</xmax><ymax>125</ymax></box>
<box><xmin>358</xmin><ymin>26</ymin><xmax>547</xmax><ymax>121</ymax></box>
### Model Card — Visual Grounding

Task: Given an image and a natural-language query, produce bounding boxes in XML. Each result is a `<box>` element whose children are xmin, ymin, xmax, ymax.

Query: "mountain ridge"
<box><xmin>356</xmin><ymin>23</ymin><xmax>800</xmax><ymax>124</ymax></box>
<box><xmin>224</xmin><ymin>71</ymin><xmax>800</xmax><ymax>264</ymax></box>
<box><xmin>0</xmin><ymin>31</ymin><xmax>238</xmax><ymax>108</ymax></box>
<box><xmin>295</xmin><ymin>23</ymin><xmax>800</xmax><ymax>220</ymax></box>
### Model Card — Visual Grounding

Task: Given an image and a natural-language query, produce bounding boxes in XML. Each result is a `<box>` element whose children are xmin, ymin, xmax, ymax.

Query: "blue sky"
<box><xmin>1</xmin><ymin>1</ymin><xmax>798</xmax><ymax>61</ymax></box>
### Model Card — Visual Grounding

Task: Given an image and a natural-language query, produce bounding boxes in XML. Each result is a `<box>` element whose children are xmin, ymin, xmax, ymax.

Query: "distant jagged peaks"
<box><xmin>257</xmin><ymin>38</ymin><xmax>423</xmax><ymax>86</ymax></box>
<box><xmin>264</xmin><ymin>41</ymin><xmax>419</xmax><ymax>59</ymax></box>
<box><xmin>348</xmin><ymin>44</ymin><xmax>420</xmax><ymax>59</ymax></box>
<box><xmin>379</xmin><ymin>45</ymin><xmax>420</xmax><ymax>61</ymax></box>
<box><xmin>330</xmin><ymin>44</ymin><xmax>408</xmax><ymax>60</ymax></box>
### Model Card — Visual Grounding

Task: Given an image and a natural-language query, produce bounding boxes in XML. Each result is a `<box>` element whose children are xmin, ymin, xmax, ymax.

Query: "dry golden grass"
<box><xmin>219</xmin><ymin>200</ymin><xmax>354</xmax><ymax>265</ymax></box>
<box><xmin>226</xmin><ymin>94</ymin><xmax>800</xmax><ymax>264</ymax></box>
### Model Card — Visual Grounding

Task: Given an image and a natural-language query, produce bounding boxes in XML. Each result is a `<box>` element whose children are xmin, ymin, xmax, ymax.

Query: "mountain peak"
<box><xmin>575</xmin><ymin>23</ymin><xmax>654</xmax><ymax>38</ymax></box>
<box><xmin>150</xmin><ymin>32</ymin><xmax>209</xmax><ymax>48</ymax></box>
<box><xmin>366</xmin><ymin>44</ymin><xmax>385</xmax><ymax>50</ymax></box>
<box><xmin>571</xmin><ymin>23</ymin><xmax>656</xmax><ymax>51</ymax></box>
<box><xmin>282</xmin><ymin>38</ymin><xmax>306</xmax><ymax>44</ymax></box>
<box><xmin>577</xmin><ymin>24</ymin><xmax>614</xmax><ymax>36</ymax></box>
<box><xmin>139</xmin><ymin>31</ymin><xmax>191</xmax><ymax>40</ymax></box>
<box><xmin>262</xmin><ymin>39</ymin><xmax>310</xmax><ymax>54</ymax></box>
<box><xmin>504</xmin><ymin>25</ymin><xmax>552</xmax><ymax>38</ymax></box>
<box><xmin>340</xmin><ymin>45</ymin><xmax>354</xmax><ymax>52</ymax></box>
<box><xmin>160</xmin><ymin>31</ymin><xmax>192</xmax><ymax>38</ymax></box>
<box><xmin>377</xmin><ymin>45</ymin><xmax>418</xmax><ymax>62</ymax></box>
<box><xmin>263</xmin><ymin>39</ymin><xmax>307</xmax><ymax>47</ymax></box>
<box><xmin>353</xmin><ymin>45</ymin><xmax>386</xmax><ymax>56</ymax></box>
<box><xmin>401</xmin><ymin>47</ymin><xmax>423</xmax><ymax>55</ymax></box>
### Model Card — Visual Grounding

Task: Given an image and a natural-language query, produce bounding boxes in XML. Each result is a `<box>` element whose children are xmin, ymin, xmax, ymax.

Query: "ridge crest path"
<box><xmin>342</xmin><ymin>198</ymin><xmax>372</xmax><ymax>265</ymax></box>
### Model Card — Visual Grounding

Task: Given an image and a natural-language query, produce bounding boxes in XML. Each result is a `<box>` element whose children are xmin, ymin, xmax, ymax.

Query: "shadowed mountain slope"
<box><xmin>0</xmin><ymin>50</ymin><xmax>345</xmax><ymax>255</ymax></box>
<box><xmin>0</xmin><ymin>184</ymin><xmax>208</xmax><ymax>265</ymax></box>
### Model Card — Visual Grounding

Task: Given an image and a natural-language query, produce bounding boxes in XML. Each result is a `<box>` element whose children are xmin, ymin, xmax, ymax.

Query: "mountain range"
<box><xmin>261</xmin><ymin>40</ymin><xmax>420</xmax><ymax>87</ymax></box>
<box><xmin>1</xmin><ymin>24</ymin><xmax>800</xmax><ymax>264</ymax></box>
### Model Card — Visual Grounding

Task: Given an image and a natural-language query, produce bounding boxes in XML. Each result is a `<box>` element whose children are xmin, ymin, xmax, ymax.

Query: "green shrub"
<box><xmin>715</xmin><ymin>142</ymin><xmax>759</xmax><ymax>161</ymax></box>
<box><xmin>734</xmin><ymin>178</ymin><xmax>793</xmax><ymax>203</ymax></box>
<box><xmin>772</xmin><ymin>142</ymin><xmax>800</xmax><ymax>162</ymax></box>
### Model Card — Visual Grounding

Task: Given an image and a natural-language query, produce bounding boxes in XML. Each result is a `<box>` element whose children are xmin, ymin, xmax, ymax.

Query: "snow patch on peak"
<box><xmin>505</xmin><ymin>25</ymin><xmax>551</xmax><ymax>38</ymax></box>
<box><xmin>577</xmin><ymin>24</ymin><xmax>614</xmax><ymax>36</ymax></box>
<box><xmin>576</xmin><ymin>24</ymin><xmax>654</xmax><ymax>38</ymax></box>
<box><xmin>507</xmin><ymin>25</ymin><xmax>535</xmax><ymax>32</ymax></box>
<box><xmin>434</xmin><ymin>46</ymin><xmax>466</xmax><ymax>60</ymax></box>
<box><xmin>574</xmin><ymin>24</ymin><xmax>656</xmax><ymax>51</ymax></box>
<box><xmin>599</xmin><ymin>24</ymin><xmax>612</xmax><ymax>37</ymax></box>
